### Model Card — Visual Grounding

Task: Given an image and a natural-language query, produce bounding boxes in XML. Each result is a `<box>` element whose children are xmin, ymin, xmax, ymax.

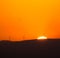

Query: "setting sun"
<box><xmin>37</xmin><ymin>36</ymin><xmax>47</xmax><ymax>40</ymax></box>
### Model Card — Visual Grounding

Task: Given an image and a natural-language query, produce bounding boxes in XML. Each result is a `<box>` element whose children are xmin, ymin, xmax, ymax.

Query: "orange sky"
<box><xmin>0</xmin><ymin>0</ymin><xmax>60</xmax><ymax>41</ymax></box>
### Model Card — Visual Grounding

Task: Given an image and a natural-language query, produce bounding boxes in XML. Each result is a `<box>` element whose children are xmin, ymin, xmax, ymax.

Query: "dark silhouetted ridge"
<box><xmin>0</xmin><ymin>39</ymin><xmax>60</xmax><ymax>57</ymax></box>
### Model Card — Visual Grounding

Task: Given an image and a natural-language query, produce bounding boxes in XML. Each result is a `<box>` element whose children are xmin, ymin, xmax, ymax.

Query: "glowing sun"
<box><xmin>37</xmin><ymin>36</ymin><xmax>47</xmax><ymax>40</ymax></box>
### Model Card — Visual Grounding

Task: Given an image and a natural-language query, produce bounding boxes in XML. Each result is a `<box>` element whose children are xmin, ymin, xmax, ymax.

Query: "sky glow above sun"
<box><xmin>0</xmin><ymin>0</ymin><xmax>60</xmax><ymax>41</ymax></box>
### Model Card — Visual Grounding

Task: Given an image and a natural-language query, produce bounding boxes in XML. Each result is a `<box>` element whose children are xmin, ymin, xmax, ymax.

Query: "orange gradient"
<box><xmin>0</xmin><ymin>0</ymin><xmax>60</xmax><ymax>41</ymax></box>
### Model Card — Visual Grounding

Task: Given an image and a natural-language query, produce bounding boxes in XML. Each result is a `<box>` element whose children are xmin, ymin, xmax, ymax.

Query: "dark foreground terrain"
<box><xmin>0</xmin><ymin>39</ymin><xmax>60</xmax><ymax>57</ymax></box>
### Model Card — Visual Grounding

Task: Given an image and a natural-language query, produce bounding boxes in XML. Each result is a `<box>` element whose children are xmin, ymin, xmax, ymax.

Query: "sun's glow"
<box><xmin>37</xmin><ymin>36</ymin><xmax>47</xmax><ymax>40</ymax></box>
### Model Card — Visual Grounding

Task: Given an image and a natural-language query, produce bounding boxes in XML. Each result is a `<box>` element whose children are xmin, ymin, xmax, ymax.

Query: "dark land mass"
<box><xmin>0</xmin><ymin>39</ymin><xmax>60</xmax><ymax>57</ymax></box>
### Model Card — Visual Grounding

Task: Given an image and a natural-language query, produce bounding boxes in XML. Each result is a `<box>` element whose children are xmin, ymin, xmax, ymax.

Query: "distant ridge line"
<box><xmin>0</xmin><ymin>38</ymin><xmax>60</xmax><ymax>42</ymax></box>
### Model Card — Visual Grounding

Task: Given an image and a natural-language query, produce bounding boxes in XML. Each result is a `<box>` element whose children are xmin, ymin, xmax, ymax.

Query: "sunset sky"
<box><xmin>0</xmin><ymin>0</ymin><xmax>60</xmax><ymax>41</ymax></box>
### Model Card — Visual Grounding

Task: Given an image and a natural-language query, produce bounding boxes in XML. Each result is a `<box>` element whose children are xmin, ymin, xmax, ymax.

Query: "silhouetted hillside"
<box><xmin>0</xmin><ymin>39</ymin><xmax>60</xmax><ymax>57</ymax></box>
